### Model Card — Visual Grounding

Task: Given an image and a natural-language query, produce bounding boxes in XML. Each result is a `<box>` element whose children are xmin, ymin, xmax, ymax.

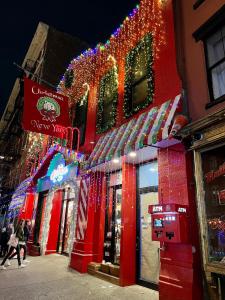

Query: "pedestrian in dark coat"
<box><xmin>23</xmin><ymin>220</ymin><xmax>31</xmax><ymax>243</ymax></box>
<box><xmin>0</xmin><ymin>220</ymin><xmax>26</xmax><ymax>270</ymax></box>
<box><xmin>0</xmin><ymin>228</ymin><xmax>8</xmax><ymax>257</ymax></box>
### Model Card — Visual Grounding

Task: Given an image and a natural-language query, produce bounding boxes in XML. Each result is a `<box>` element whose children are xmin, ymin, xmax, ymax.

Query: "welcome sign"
<box><xmin>22</xmin><ymin>78</ymin><xmax>71</xmax><ymax>137</ymax></box>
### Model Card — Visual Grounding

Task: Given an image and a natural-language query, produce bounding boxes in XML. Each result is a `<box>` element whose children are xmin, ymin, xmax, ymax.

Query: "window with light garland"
<box><xmin>72</xmin><ymin>92</ymin><xmax>89</xmax><ymax>147</ymax></box>
<box><xmin>64</xmin><ymin>69</ymin><xmax>74</xmax><ymax>89</ymax></box>
<box><xmin>124</xmin><ymin>34</ymin><xmax>154</xmax><ymax>118</ymax></box>
<box><xmin>96</xmin><ymin>67</ymin><xmax>118</xmax><ymax>134</ymax></box>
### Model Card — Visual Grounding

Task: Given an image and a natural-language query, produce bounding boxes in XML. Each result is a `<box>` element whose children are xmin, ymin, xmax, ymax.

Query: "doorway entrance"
<box><xmin>137</xmin><ymin>161</ymin><xmax>160</xmax><ymax>290</ymax></box>
<box><xmin>104</xmin><ymin>185</ymin><xmax>122</xmax><ymax>265</ymax></box>
<box><xmin>33</xmin><ymin>192</ymin><xmax>48</xmax><ymax>245</ymax></box>
<box><xmin>57</xmin><ymin>189</ymin><xmax>74</xmax><ymax>255</ymax></box>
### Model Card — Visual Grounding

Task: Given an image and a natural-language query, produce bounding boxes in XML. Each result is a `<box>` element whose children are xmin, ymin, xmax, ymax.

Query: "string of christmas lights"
<box><xmin>58</xmin><ymin>0</ymin><xmax>167</xmax><ymax>114</ymax></box>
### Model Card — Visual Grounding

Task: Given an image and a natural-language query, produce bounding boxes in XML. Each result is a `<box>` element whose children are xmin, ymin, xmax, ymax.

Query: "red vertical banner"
<box><xmin>22</xmin><ymin>78</ymin><xmax>71</xmax><ymax>137</ymax></box>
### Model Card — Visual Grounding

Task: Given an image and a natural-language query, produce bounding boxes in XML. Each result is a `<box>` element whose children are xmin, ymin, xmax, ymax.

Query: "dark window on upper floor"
<box><xmin>193</xmin><ymin>4</ymin><xmax>225</xmax><ymax>108</ymax></box>
<box><xmin>124</xmin><ymin>34</ymin><xmax>154</xmax><ymax>118</ymax></box>
<box><xmin>72</xmin><ymin>93</ymin><xmax>88</xmax><ymax>148</ymax></box>
<box><xmin>205</xmin><ymin>25</ymin><xmax>225</xmax><ymax>102</ymax></box>
<box><xmin>96</xmin><ymin>67</ymin><xmax>118</xmax><ymax>134</ymax></box>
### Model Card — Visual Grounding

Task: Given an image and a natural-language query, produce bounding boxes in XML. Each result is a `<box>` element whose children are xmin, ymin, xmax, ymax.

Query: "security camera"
<box><xmin>193</xmin><ymin>133</ymin><xmax>203</xmax><ymax>141</ymax></box>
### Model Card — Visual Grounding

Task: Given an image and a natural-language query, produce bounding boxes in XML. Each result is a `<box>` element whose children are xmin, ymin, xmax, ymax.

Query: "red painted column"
<box><xmin>19</xmin><ymin>192</ymin><xmax>36</xmax><ymax>220</ymax></box>
<box><xmin>120</xmin><ymin>160</ymin><xmax>136</xmax><ymax>286</ymax></box>
<box><xmin>70</xmin><ymin>172</ymin><xmax>106</xmax><ymax>272</ymax></box>
<box><xmin>27</xmin><ymin>193</ymin><xmax>40</xmax><ymax>256</ymax></box>
<box><xmin>158</xmin><ymin>144</ymin><xmax>203</xmax><ymax>300</ymax></box>
<box><xmin>45</xmin><ymin>190</ymin><xmax>63</xmax><ymax>254</ymax></box>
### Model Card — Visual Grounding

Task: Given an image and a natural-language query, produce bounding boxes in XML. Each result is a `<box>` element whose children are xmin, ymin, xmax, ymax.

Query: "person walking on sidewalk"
<box><xmin>24</xmin><ymin>220</ymin><xmax>31</xmax><ymax>244</ymax></box>
<box><xmin>0</xmin><ymin>220</ymin><xmax>26</xmax><ymax>270</ymax></box>
<box><xmin>0</xmin><ymin>228</ymin><xmax>9</xmax><ymax>257</ymax></box>
<box><xmin>8</xmin><ymin>219</ymin><xmax>30</xmax><ymax>264</ymax></box>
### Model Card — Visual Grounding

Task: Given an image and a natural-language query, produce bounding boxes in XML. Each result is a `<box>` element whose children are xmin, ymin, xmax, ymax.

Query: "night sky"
<box><xmin>0</xmin><ymin>0</ymin><xmax>135</xmax><ymax>117</ymax></box>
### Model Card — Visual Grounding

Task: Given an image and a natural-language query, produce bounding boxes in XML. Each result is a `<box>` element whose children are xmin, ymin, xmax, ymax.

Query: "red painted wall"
<box><xmin>158</xmin><ymin>144</ymin><xmax>203</xmax><ymax>300</ymax></box>
<box><xmin>61</xmin><ymin>0</ymin><xmax>181</xmax><ymax>154</ymax></box>
<box><xmin>46</xmin><ymin>190</ymin><xmax>63</xmax><ymax>254</ymax></box>
<box><xmin>20</xmin><ymin>193</ymin><xmax>35</xmax><ymax>220</ymax></box>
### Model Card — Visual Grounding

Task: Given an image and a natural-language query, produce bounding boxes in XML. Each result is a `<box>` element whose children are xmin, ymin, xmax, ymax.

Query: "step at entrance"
<box><xmin>88</xmin><ymin>262</ymin><xmax>120</xmax><ymax>286</ymax></box>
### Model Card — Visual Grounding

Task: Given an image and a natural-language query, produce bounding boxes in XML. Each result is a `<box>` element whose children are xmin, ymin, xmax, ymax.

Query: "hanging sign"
<box><xmin>50</xmin><ymin>164</ymin><xmax>68</xmax><ymax>183</ymax></box>
<box><xmin>22</xmin><ymin>78</ymin><xmax>71</xmax><ymax>137</ymax></box>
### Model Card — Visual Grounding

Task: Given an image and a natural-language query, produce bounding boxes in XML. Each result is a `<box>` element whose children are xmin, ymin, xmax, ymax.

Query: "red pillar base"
<box><xmin>159</xmin><ymin>244</ymin><xmax>201</xmax><ymax>300</ymax></box>
<box><xmin>70</xmin><ymin>251</ymin><xmax>98</xmax><ymax>273</ymax></box>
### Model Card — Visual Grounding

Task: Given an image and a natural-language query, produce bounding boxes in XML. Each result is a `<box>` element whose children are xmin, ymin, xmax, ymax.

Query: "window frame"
<box><xmin>204</xmin><ymin>27</ymin><xmax>225</xmax><ymax>108</ymax></box>
<box><xmin>124</xmin><ymin>33</ymin><xmax>154</xmax><ymax>119</ymax></box>
<box><xmin>96</xmin><ymin>67</ymin><xmax>118</xmax><ymax>134</ymax></box>
<box><xmin>72</xmin><ymin>92</ymin><xmax>88</xmax><ymax>147</ymax></box>
<box><xmin>193</xmin><ymin>4</ymin><xmax>225</xmax><ymax>108</ymax></box>
<box><xmin>194</xmin><ymin>143</ymin><xmax>225</xmax><ymax>276</ymax></box>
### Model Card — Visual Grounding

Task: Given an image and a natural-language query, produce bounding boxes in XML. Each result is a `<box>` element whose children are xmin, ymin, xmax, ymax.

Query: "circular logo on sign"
<box><xmin>37</xmin><ymin>97</ymin><xmax>60</xmax><ymax>122</ymax></box>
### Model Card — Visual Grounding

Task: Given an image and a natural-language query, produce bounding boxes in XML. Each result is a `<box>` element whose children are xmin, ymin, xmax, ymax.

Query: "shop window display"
<box><xmin>103</xmin><ymin>172</ymin><xmax>122</xmax><ymax>267</ymax></box>
<box><xmin>202</xmin><ymin>145</ymin><xmax>225</xmax><ymax>264</ymax></box>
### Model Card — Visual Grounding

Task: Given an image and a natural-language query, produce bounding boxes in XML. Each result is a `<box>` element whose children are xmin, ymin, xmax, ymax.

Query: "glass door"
<box><xmin>137</xmin><ymin>161</ymin><xmax>159</xmax><ymax>289</ymax></box>
<box><xmin>139</xmin><ymin>192</ymin><xmax>159</xmax><ymax>284</ymax></box>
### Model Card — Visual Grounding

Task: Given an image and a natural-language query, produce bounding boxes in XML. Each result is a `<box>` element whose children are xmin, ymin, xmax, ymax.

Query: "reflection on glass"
<box><xmin>202</xmin><ymin>145</ymin><xmax>225</xmax><ymax>264</ymax></box>
<box><xmin>139</xmin><ymin>162</ymin><xmax>158</xmax><ymax>188</ymax></box>
<box><xmin>140</xmin><ymin>192</ymin><xmax>159</xmax><ymax>283</ymax></box>
<box><xmin>212</xmin><ymin>61</ymin><xmax>225</xmax><ymax>99</ymax></box>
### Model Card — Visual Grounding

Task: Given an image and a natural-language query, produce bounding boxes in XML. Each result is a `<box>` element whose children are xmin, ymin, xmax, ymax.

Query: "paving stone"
<box><xmin>0</xmin><ymin>254</ymin><xmax>159</xmax><ymax>300</ymax></box>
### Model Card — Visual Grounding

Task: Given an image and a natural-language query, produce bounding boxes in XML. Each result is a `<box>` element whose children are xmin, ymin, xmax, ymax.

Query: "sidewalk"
<box><xmin>0</xmin><ymin>254</ymin><xmax>159</xmax><ymax>300</ymax></box>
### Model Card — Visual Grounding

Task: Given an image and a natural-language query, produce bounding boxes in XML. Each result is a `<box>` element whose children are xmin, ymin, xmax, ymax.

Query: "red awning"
<box><xmin>88</xmin><ymin>94</ymin><xmax>181</xmax><ymax>168</ymax></box>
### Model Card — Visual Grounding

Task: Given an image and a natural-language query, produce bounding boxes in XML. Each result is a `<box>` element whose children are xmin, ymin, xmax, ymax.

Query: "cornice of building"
<box><xmin>180</xmin><ymin>107</ymin><xmax>225</xmax><ymax>136</ymax></box>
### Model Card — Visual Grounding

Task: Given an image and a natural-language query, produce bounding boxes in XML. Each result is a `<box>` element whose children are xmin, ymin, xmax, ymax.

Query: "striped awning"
<box><xmin>8</xmin><ymin>177</ymin><xmax>33</xmax><ymax>213</ymax></box>
<box><xmin>88</xmin><ymin>94</ymin><xmax>181</xmax><ymax>168</ymax></box>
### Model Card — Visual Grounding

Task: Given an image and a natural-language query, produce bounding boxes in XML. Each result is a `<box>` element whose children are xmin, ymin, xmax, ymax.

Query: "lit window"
<box><xmin>72</xmin><ymin>92</ymin><xmax>88</xmax><ymax>147</ymax></box>
<box><xmin>124</xmin><ymin>34</ymin><xmax>154</xmax><ymax>118</ymax></box>
<box><xmin>96</xmin><ymin>68</ymin><xmax>118</xmax><ymax>133</ymax></box>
